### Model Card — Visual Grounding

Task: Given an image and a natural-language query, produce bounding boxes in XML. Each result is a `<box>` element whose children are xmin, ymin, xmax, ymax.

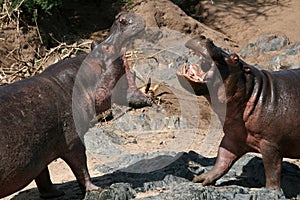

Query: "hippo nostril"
<box><xmin>230</xmin><ymin>53</ymin><xmax>239</xmax><ymax>63</ymax></box>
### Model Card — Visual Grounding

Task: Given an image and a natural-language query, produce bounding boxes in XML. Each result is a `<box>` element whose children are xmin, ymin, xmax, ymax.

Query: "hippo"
<box><xmin>177</xmin><ymin>36</ymin><xmax>300</xmax><ymax>191</ymax></box>
<box><xmin>0</xmin><ymin>12</ymin><xmax>150</xmax><ymax>198</ymax></box>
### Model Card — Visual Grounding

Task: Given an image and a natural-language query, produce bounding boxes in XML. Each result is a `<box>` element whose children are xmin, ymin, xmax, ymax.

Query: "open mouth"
<box><xmin>180</xmin><ymin>62</ymin><xmax>207</xmax><ymax>83</ymax></box>
<box><xmin>176</xmin><ymin>61</ymin><xmax>209</xmax><ymax>96</ymax></box>
<box><xmin>176</xmin><ymin>37</ymin><xmax>217</xmax><ymax>95</ymax></box>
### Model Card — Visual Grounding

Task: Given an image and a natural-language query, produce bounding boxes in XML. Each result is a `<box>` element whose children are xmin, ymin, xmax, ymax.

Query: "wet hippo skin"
<box><xmin>177</xmin><ymin>36</ymin><xmax>300</xmax><ymax>191</ymax></box>
<box><xmin>0</xmin><ymin>12</ymin><xmax>149</xmax><ymax>198</ymax></box>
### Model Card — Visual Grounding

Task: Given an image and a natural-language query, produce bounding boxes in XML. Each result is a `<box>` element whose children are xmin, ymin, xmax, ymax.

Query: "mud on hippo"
<box><xmin>177</xmin><ymin>36</ymin><xmax>300</xmax><ymax>191</ymax></box>
<box><xmin>0</xmin><ymin>12</ymin><xmax>150</xmax><ymax>198</ymax></box>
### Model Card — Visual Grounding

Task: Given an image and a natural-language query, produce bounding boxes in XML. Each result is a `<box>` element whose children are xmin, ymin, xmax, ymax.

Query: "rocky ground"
<box><xmin>2</xmin><ymin>0</ymin><xmax>300</xmax><ymax>199</ymax></box>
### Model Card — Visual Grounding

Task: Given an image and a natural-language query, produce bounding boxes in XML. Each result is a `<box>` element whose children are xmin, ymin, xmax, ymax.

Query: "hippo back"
<box><xmin>0</xmin><ymin>55</ymin><xmax>88</xmax><ymax>184</ymax></box>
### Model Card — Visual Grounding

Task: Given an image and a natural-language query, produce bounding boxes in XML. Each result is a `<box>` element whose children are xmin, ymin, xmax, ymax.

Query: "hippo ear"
<box><xmin>242</xmin><ymin>65</ymin><xmax>252</xmax><ymax>73</ymax></box>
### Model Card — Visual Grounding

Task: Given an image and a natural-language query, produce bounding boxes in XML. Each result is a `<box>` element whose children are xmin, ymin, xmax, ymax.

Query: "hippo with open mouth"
<box><xmin>177</xmin><ymin>36</ymin><xmax>300</xmax><ymax>191</ymax></box>
<box><xmin>0</xmin><ymin>12</ymin><xmax>149</xmax><ymax>198</ymax></box>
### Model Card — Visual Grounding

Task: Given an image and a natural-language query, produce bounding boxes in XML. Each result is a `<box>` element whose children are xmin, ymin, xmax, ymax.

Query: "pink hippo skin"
<box><xmin>0</xmin><ymin>12</ymin><xmax>150</xmax><ymax>198</ymax></box>
<box><xmin>177</xmin><ymin>36</ymin><xmax>300</xmax><ymax>191</ymax></box>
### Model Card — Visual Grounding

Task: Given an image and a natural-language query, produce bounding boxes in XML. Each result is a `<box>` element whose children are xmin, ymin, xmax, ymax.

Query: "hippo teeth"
<box><xmin>181</xmin><ymin>63</ymin><xmax>206</xmax><ymax>83</ymax></box>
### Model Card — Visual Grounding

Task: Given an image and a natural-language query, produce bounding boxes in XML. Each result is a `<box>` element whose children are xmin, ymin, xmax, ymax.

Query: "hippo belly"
<box><xmin>0</xmin><ymin>77</ymin><xmax>65</xmax><ymax>197</ymax></box>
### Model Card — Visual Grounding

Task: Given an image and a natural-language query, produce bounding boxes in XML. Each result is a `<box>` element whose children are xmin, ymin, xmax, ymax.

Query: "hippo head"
<box><xmin>177</xmin><ymin>36</ymin><xmax>248</xmax><ymax>96</ymax></box>
<box><xmin>91</xmin><ymin>12</ymin><xmax>146</xmax><ymax>58</ymax></box>
<box><xmin>104</xmin><ymin>12</ymin><xmax>146</xmax><ymax>50</ymax></box>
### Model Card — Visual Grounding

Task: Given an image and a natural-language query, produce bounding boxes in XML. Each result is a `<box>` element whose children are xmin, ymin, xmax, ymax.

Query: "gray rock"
<box><xmin>239</xmin><ymin>34</ymin><xmax>289</xmax><ymax>59</ymax></box>
<box><xmin>268</xmin><ymin>42</ymin><xmax>300</xmax><ymax>71</ymax></box>
<box><xmin>84</xmin><ymin>183</ymin><xmax>136</xmax><ymax>200</ymax></box>
<box><xmin>89</xmin><ymin>152</ymin><xmax>300</xmax><ymax>199</ymax></box>
<box><xmin>239</xmin><ymin>34</ymin><xmax>300</xmax><ymax>71</ymax></box>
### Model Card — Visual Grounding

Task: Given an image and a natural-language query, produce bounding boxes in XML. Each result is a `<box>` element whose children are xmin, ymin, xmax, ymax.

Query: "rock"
<box><xmin>88</xmin><ymin>152</ymin><xmax>300</xmax><ymax>199</ymax></box>
<box><xmin>84</xmin><ymin>183</ymin><xmax>136</xmax><ymax>200</ymax></box>
<box><xmin>268</xmin><ymin>42</ymin><xmax>300</xmax><ymax>71</ymax></box>
<box><xmin>238</xmin><ymin>34</ymin><xmax>300</xmax><ymax>71</ymax></box>
<box><xmin>256</xmin><ymin>34</ymin><xmax>289</xmax><ymax>53</ymax></box>
<box><xmin>130</xmin><ymin>0</ymin><xmax>238</xmax><ymax>49</ymax></box>
<box><xmin>239</xmin><ymin>34</ymin><xmax>289</xmax><ymax>59</ymax></box>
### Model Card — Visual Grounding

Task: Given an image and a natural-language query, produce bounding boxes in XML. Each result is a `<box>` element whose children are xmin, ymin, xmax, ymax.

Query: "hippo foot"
<box><xmin>86</xmin><ymin>183</ymin><xmax>102</xmax><ymax>191</ymax></box>
<box><xmin>265</xmin><ymin>188</ymin><xmax>284</xmax><ymax>197</ymax></box>
<box><xmin>127</xmin><ymin>89</ymin><xmax>151</xmax><ymax>109</ymax></box>
<box><xmin>192</xmin><ymin>172</ymin><xmax>216</xmax><ymax>186</ymax></box>
<box><xmin>39</xmin><ymin>187</ymin><xmax>65</xmax><ymax>199</ymax></box>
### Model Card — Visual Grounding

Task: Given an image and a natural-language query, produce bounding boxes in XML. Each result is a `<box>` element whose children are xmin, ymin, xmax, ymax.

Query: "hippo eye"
<box><xmin>119</xmin><ymin>17</ymin><xmax>128</xmax><ymax>25</ymax></box>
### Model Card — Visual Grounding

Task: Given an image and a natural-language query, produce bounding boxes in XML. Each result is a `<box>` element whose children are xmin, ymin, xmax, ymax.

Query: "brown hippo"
<box><xmin>0</xmin><ymin>12</ymin><xmax>150</xmax><ymax>198</ymax></box>
<box><xmin>177</xmin><ymin>36</ymin><xmax>300</xmax><ymax>191</ymax></box>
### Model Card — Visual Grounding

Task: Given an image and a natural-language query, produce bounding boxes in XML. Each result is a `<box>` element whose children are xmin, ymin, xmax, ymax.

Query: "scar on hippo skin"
<box><xmin>0</xmin><ymin>12</ymin><xmax>147</xmax><ymax>199</ymax></box>
<box><xmin>177</xmin><ymin>36</ymin><xmax>300</xmax><ymax>192</ymax></box>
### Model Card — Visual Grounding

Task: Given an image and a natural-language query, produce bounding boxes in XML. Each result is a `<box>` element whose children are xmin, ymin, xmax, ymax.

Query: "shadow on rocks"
<box><xmin>11</xmin><ymin>152</ymin><xmax>300</xmax><ymax>199</ymax></box>
<box><xmin>88</xmin><ymin>151</ymin><xmax>300</xmax><ymax>199</ymax></box>
<box><xmin>218</xmin><ymin>156</ymin><xmax>300</xmax><ymax>199</ymax></box>
<box><xmin>92</xmin><ymin>151</ymin><xmax>214</xmax><ymax>187</ymax></box>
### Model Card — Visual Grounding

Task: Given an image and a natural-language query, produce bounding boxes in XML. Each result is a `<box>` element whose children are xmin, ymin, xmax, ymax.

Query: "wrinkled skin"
<box><xmin>0</xmin><ymin>12</ymin><xmax>150</xmax><ymax>198</ymax></box>
<box><xmin>177</xmin><ymin>36</ymin><xmax>300</xmax><ymax>191</ymax></box>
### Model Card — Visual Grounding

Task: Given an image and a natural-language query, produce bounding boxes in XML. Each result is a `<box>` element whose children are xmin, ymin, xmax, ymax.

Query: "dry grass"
<box><xmin>0</xmin><ymin>0</ymin><xmax>25</xmax><ymax>25</ymax></box>
<box><xmin>0</xmin><ymin>1</ymin><xmax>93</xmax><ymax>86</ymax></box>
<box><xmin>0</xmin><ymin>39</ymin><xmax>91</xmax><ymax>85</ymax></box>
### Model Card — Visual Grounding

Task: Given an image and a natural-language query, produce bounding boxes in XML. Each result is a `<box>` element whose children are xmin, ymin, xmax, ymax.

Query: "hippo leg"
<box><xmin>61</xmin><ymin>140</ymin><xmax>100</xmax><ymax>194</ymax></box>
<box><xmin>35</xmin><ymin>167</ymin><xmax>65</xmax><ymax>198</ymax></box>
<box><xmin>122</xmin><ymin>54</ymin><xmax>151</xmax><ymax>108</ymax></box>
<box><xmin>95</xmin><ymin>87</ymin><xmax>113</xmax><ymax>114</ymax></box>
<box><xmin>193</xmin><ymin>136</ymin><xmax>247</xmax><ymax>185</ymax></box>
<box><xmin>260</xmin><ymin>140</ymin><xmax>283</xmax><ymax>190</ymax></box>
